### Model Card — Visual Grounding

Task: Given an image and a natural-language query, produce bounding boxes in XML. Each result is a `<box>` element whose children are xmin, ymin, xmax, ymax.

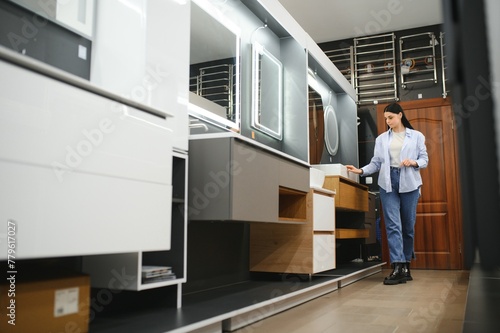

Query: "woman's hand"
<box><xmin>401</xmin><ymin>159</ymin><xmax>418</xmax><ymax>168</ymax></box>
<box><xmin>346</xmin><ymin>165</ymin><xmax>363</xmax><ymax>175</ymax></box>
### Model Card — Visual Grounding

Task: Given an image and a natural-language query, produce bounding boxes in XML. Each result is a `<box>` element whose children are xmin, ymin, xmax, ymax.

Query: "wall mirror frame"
<box><xmin>188</xmin><ymin>0</ymin><xmax>241</xmax><ymax>131</ymax></box>
<box><xmin>251</xmin><ymin>42</ymin><xmax>283</xmax><ymax>140</ymax></box>
<box><xmin>308</xmin><ymin>68</ymin><xmax>339</xmax><ymax>159</ymax></box>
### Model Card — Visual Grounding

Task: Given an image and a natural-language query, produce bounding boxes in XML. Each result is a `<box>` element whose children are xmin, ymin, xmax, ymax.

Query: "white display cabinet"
<box><xmin>82</xmin><ymin>152</ymin><xmax>188</xmax><ymax>306</ymax></box>
<box><xmin>0</xmin><ymin>3</ymin><xmax>189</xmax><ymax>308</ymax></box>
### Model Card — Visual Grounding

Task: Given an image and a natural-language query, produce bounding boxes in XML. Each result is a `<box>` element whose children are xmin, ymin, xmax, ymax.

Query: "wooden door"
<box><xmin>377</xmin><ymin>98</ymin><xmax>463</xmax><ymax>269</ymax></box>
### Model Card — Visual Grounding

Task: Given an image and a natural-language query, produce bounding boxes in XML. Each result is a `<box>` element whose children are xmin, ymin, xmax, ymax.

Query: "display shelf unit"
<box><xmin>324</xmin><ymin>46</ymin><xmax>354</xmax><ymax>86</ymax></box>
<box><xmin>249</xmin><ymin>187</ymin><xmax>336</xmax><ymax>274</ymax></box>
<box><xmin>440</xmin><ymin>32</ymin><xmax>449</xmax><ymax>98</ymax></box>
<box><xmin>82</xmin><ymin>152</ymin><xmax>188</xmax><ymax>307</ymax></box>
<box><xmin>399</xmin><ymin>32</ymin><xmax>438</xmax><ymax>89</ymax></box>
<box><xmin>354</xmin><ymin>33</ymin><xmax>398</xmax><ymax>105</ymax></box>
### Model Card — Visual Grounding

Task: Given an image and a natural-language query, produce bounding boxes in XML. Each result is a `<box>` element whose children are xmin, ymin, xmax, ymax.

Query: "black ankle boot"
<box><xmin>384</xmin><ymin>262</ymin><xmax>407</xmax><ymax>285</ymax></box>
<box><xmin>403</xmin><ymin>262</ymin><xmax>413</xmax><ymax>281</ymax></box>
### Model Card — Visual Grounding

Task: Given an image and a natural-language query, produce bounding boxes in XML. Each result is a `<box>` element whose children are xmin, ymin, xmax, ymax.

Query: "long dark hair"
<box><xmin>384</xmin><ymin>103</ymin><xmax>414</xmax><ymax>130</ymax></box>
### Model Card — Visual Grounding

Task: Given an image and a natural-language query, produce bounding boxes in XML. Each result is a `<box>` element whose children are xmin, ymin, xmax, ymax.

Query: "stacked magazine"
<box><xmin>142</xmin><ymin>265</ymin><xmax>176</xmax><ymax>284</ymax></box>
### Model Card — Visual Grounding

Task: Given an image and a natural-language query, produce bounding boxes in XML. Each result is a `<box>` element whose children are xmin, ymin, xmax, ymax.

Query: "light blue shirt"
<box><xmin>361</xmin><ymin>128</ymin><xmax>428</xmax><ymax>193</ymax></box>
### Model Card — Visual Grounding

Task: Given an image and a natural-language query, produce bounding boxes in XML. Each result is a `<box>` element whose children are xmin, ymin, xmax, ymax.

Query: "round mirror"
<box><xmin>324</xmin><ymin>105</ymin><xmax>339</xmax><ymax>156</ymax></box>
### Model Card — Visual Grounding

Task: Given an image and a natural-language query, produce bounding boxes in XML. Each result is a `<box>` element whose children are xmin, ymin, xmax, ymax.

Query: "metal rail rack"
<box><xmin>354</xmin><ymin>33</ymin><xmax>398</xmax><ymax>105</ymax></box>
<box><xmin>324</xmin><ymin>46</ymin><xmax>354</xmax><ymax>88</ymax></box>
<box><xmin>399</xmin><ymin>32</ymin><xmax>438</xmax><ymax>89</ymax></box>
<box><xmin>439</xmin><ymin>32</ymin><xmax>449</xmax><ymax>98</ymax></box>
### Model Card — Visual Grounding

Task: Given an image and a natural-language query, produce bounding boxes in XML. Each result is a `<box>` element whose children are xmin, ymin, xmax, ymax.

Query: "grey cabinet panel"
<box><xmin>231</xmin><ymin>140</ymin><xmax>279</xmax><ymax>221</ymax></box>
<box><xmin>189</xmin><ymin>138</ymin><xmax>232</xmax><ymax>220</ymax></box>
<box><xmin>278</xmin><ymin>158</ymin><xmax>309</xmax><ymax>192</ymax></box>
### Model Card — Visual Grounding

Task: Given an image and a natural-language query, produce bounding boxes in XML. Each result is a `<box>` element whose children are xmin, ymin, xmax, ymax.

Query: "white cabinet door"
<box><xmin>313</xmin><ymin>235</ymin><xmax>336</xmax><ymax>273</ymax></box>
<box><xmin>312</xmin><ymin>193</ymin><xmax>335</xmax><ymax>231</ymax></box>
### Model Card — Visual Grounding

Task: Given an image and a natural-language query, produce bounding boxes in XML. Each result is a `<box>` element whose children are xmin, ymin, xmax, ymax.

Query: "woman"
<box><xmin>346</xmin><ymin>103</ymin><xmax>428</xmax><ymax>285</ymax></box>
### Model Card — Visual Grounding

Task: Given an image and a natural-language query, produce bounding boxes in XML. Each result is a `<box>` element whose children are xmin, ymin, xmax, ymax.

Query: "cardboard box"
<box><xmin>0</xmin><ymin>272</ymin><xmax>90</xmax><ymax>333</ymax></box>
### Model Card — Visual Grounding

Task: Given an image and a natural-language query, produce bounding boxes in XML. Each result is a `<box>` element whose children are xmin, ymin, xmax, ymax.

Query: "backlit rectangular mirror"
<box><xmin>251</xmin><ymin>42</ymin><xmax>283</xmax><ymax>140</ymax></box>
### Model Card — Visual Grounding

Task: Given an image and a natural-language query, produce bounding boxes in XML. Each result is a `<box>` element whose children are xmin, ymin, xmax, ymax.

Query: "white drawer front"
<box><xmin>313</xmin><ymin>193</ymin><xmax>335</xmax><ymax>231</ymax></box>
<box><xmin>0</xmin><ymin>61</ymin><xmax>172</xmax><ymax>185</ymax></box>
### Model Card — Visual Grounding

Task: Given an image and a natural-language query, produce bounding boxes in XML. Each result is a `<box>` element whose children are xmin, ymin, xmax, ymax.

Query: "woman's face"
<box><xmin>384</xmin><ymin>111</ymin><xmax>402</xmax><ymax>129</ymax></box>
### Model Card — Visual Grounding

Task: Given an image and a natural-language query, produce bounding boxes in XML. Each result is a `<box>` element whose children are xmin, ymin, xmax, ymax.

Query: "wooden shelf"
<box><xmin>278</xmin><ymin>186</ymin><xmax>307</xmax><ymax>222</ymax></box>
<box><xmin>276</xmin><ymin>217</ymin><xmax>307</xmax><ymax>224</ymax></box>
<box><xmin>336</xmin><ymin>228</ymin><xmax>369</xmax><ymax>239</ymax></box>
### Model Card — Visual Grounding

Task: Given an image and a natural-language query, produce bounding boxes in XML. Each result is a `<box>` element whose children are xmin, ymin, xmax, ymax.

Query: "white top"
<box><xmin>389</xmin><ymin>130</ymin><xmax>406</xmax><ymax>167</ymax></box>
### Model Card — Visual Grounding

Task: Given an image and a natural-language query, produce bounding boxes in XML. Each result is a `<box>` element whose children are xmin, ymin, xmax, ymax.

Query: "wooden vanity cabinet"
<box><xmin>323</xmin><ymin>175</ymin><xmax>370</xmax><ymax>241</ymax></box>
<box><xmin>249</xmin><ymin>188</ymin><xmax>336</xmax><ymax>274</ymax></box>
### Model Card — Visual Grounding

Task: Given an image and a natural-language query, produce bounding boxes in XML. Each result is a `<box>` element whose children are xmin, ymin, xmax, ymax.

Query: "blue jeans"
<box><xmin>379</xmin><ymin>167</ymin><xmax>420</xmax><ymax>264</ymax></box>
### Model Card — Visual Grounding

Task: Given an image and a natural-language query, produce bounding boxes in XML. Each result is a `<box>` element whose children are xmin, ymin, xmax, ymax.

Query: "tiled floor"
<box><xmin>233</xmin><ymin>269</ymin><xmax>469</xmax><ymax>333</ymax></box>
